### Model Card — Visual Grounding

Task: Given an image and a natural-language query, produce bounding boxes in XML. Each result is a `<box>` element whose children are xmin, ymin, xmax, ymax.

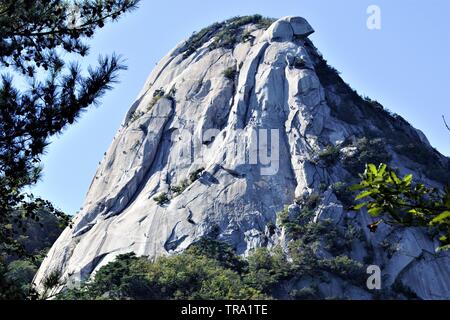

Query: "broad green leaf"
<box><xmin>350</xmin><ymin>183</ymin><xmax>366</xmax><ymax>191</ymax></box>
<box><xmin>437</xmin><ymin>244</ymin><xmax>450</xmax><ymax>252</ymax></box>
<box><xmin>353</xmin><ymin>202</ymin><xmax>369</xmax><ymax>210</ymax></box>
<box><xmin>352</xmin><ymin>162</ymin><xmax>450</xmax><ymax>251</ymax></box>
<box><xmin>367</xmin><ymin>163</ymin><xmax>377</xmax><ymax>175</ymax></box>
<box><xmin>355</xmin><ymin>190</ymin><xmax>373</xmax><ymax>200</ymax></box>
<box><xmin>430</xmin><ymin>211</ymin><xmax>450</xmax><ymax>225</ymax></box>
<box><xmin>389</xmin><ymin>171</ymin><xmax>401</xmax><ymax>184</ymax></box>
<box><xmin>403</xmin><ymin>174</ymin><xmax>413</xmax><ymax>186</ymax></box>
<box><xmin>368</xmin><ymin>207</ymin><xmax>383</xmax><ymax>217</ymax></box>
<box><xmin>378</xmin><ymin>163</ymin><xmax>387</xmax><ymax>176</ymax></box>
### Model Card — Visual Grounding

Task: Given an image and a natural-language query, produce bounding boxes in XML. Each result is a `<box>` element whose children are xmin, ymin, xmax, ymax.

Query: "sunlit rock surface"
<box><xmin>34</xmin><ymin>16</ymin><xmax>450</xmax><ymax>299</ymax></box>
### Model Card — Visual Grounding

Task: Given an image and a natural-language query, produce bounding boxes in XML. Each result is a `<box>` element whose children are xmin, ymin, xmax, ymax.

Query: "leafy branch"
<box><xmin>352</xmin><ymin>163</ymin><xmax>450</xmax><ymax>251</ymax></box>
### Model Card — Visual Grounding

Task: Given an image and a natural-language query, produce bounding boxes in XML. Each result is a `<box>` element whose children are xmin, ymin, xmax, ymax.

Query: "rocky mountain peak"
<box><xmin>34</xmin><ymin>15</ymin><xmax>450</xmax><ymax>299</ymax></box>
<box><xmin>266</xmin><ymin>16</ymin><xmax>315</xmax><ymax>41</ymax></box>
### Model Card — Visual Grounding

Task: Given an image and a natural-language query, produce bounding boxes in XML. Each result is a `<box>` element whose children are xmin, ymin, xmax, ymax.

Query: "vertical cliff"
<box><xmin>34</xmin><ymin>15</ymin><xmax>450</xmax><ymax>299</ymax></box>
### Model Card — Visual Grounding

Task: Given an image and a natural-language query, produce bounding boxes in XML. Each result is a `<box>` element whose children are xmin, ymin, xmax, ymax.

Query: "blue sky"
<box><xmin>30</xmin><ymin>0</ymin><xmax>450</xmax><ymax>215</ymax></box>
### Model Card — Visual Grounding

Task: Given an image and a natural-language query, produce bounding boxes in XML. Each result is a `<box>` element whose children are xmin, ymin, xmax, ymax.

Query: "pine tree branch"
<box><xmin>2</xmin><ymin>3</ymin><xmax>138</xmax><ymax>38</ymax></box>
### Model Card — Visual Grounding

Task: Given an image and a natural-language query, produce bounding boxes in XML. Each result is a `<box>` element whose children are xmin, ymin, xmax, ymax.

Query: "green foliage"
<box><xmin>59</xmin><ymin>245</ymin><xmax>267</xmax><ymax>300</ymax></box>
<box><xmin>148</xmin><ymin>88</ymin><xmax>165</xmax><ymax>109</ymax></box>
<box><xmin>189</xmin><ymin>168</ymin><xmax>205</xmax><ymax>183</ymax></box>
<box><xmin>42</xmin><ymin>270</ymin><xmax>62</xmax><ymax>293</ymax></box>
<box><xmin>266</xmin><ymin>222</ymin><xmax>276</xmax><ymax>236</ymax></box>
<box><xmin>331</xmin><ymin>182</ymin><xmax>354</xmax><ymax>208</ymax></box>
<box><xmin>11</xmin><ymin>207</ymin><xmax>68</xmax><ymax>256</ymax></box>
<box><xmin>308</xmin><ymin>35</ymin><xmax>447</xmax><ymax>188</ymax></box>
<box><xmin>84</xmin><ymin>252</ymin><xmax>139</xmax><ymax>299</ymax></box>
<box><xmin>320</xmin><ymin>255</ymin><xmax>365</xmax><ymax>282</ymax></box>
<box><xmin>342</xmin><ymin>138</ymin><xmax>391</xmax><ymax>174</ymax></box>
<box><xmin>0</xmin><ymin>246</ymin><xmax>56</xmax><ymax>300</ymax></box>
<box><xmin>311</xmin><ymin>49</ymin><xmax>396</xmax><ymax>128</ymax></box>
<box><xmin>0</xmin><ymin>257</ymin><xmax>22</xmax><ymax>300</ymax></box>
<box><xmin>394</xmin><ymin>143</ymin><xmax>430</xmax><ymax>164</ymax></box>
<box><xmin>318</xmin><ymin>145</ymin><xmax>340</xmax><ymax>166</ymax></box>
<box><xmin>285</xmin><ymin>224</ymin><xmax>365</xmax><ymax>285</ymax></box>
<box><xmin>209</xmin><ymin>15</ymin><xmax>274</xmax><ymax>50</ymax></box>
<box><xmin>277</xmin><ymin>206</ymin><xmax>314</xmax><ymax>238</ymax></box>
<box><xmin>186</xmin><ymin>239</ymin><xmax>247</xmax><ymax>273</ymax></box>
<box><xmin>181</xmin><ymin>23</ymin><xmax>222</xmax><ymax>59</ymax></box>
<box><xmin>223</xmin><ymin>67</ymin><xmax>237</xmax><ymax>80</ymax></box>
<box><xmin>313</xmin><ymin>58</ymin><xmax>342</xmax><ymax>87</ymax></box>
<box><xmin>356</xmin><ymin>97</ymin><xmax>449</xmax><ymax>185</ymax></box>
<box><xmin>180</xmin><ymin>15</ymin><xmax>274</xmax><ymax>59</ymax></box>
<box><xmin>170</xmin><ymin>180</ymin><xmax>189</xmax><ymax>196</ymax></box>
<box><xmin>133</xmin><ymin>254</ymin><xmax>264</xmax><ymax>300</ymax></box>
<box><xmin>379</xmin><ymin>239</ymin><xmax>399</xmax><ymax>259</ymax></box>
<box><xmin>1</xmin><ymin>198</ymin><xmax>70</xmax><ymax>257</ymax></box>
<box><xmin>55</xmin><ymin>221</ymin><xmax>369</xmax><ymax>301</ymax></box>
<box><xmin>352</xmin><ymin>163</ymin><xmax>450</xmax><ymax>250</ymax></box>
<box><xmin>0</xmin><ymin>258</ymin><xmax>36</xmax><ymax>300</ymax></box>
<box><xmin>153</xmin><ymin>192</ymin><xmax>170</xmax><ymax>206</ymax></box>
<box><xmin>277</xmin><ymin>200</ymin><xmax>365</xmax><ymax>285</ymax></box>
<box><xmin>154</xmin><ymin>171</ymin><xmax>204</xmax><ymax>205</ymax></box>
<box><xmin>392</xmin><ymin>142</ymin><xmax>450</xmax><ymax>184</ymax></box>
<box><xmin>295</xmin><ymin>192</ymin><xmax>321</xmax><ymax>209</ymax></box>
<box><xmin>0</xmin><ymin>205</ymin><xmax>65</xmax><ymax>300</ymax></box>
<box><xmin>5</xmin><ymin>260</ymin><xmax>37</xmax><ymax>293</ymax></box>
<box><xmin>0</xmin><ymin>0</ymin><xmax>139</xmax><ymax>257</ymax></box>
<box><xmin>278</xmin><ymin>193</ymin><xmax>322</xmax><ymax>239</ymax></box>
<box><xmin>0</xmin><ymin>0</ymin><xmax>139</xmax><ymax>73</ymax></box>
<box><xmin>362</xmin><ymin>96</ymin><xmax>382</xmax><ymax>107</ymax></box>
<box><xmin>244</xmin><ymin>247</ymin><xmax>291</xmax><ymax>294</ymax></box>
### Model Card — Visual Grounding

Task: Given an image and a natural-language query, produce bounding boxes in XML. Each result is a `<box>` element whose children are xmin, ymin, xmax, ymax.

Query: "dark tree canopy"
<box><xmin>0</xmin><ymin>0</ymin><xmax>140</xmax><ymax>256</ymax></box>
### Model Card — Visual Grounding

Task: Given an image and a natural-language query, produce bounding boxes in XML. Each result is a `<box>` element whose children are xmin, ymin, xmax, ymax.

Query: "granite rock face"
<box><xmin>34</xmin><ymin>16</ymin><xmax>450</xmax><ymax>299</ymax></box>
